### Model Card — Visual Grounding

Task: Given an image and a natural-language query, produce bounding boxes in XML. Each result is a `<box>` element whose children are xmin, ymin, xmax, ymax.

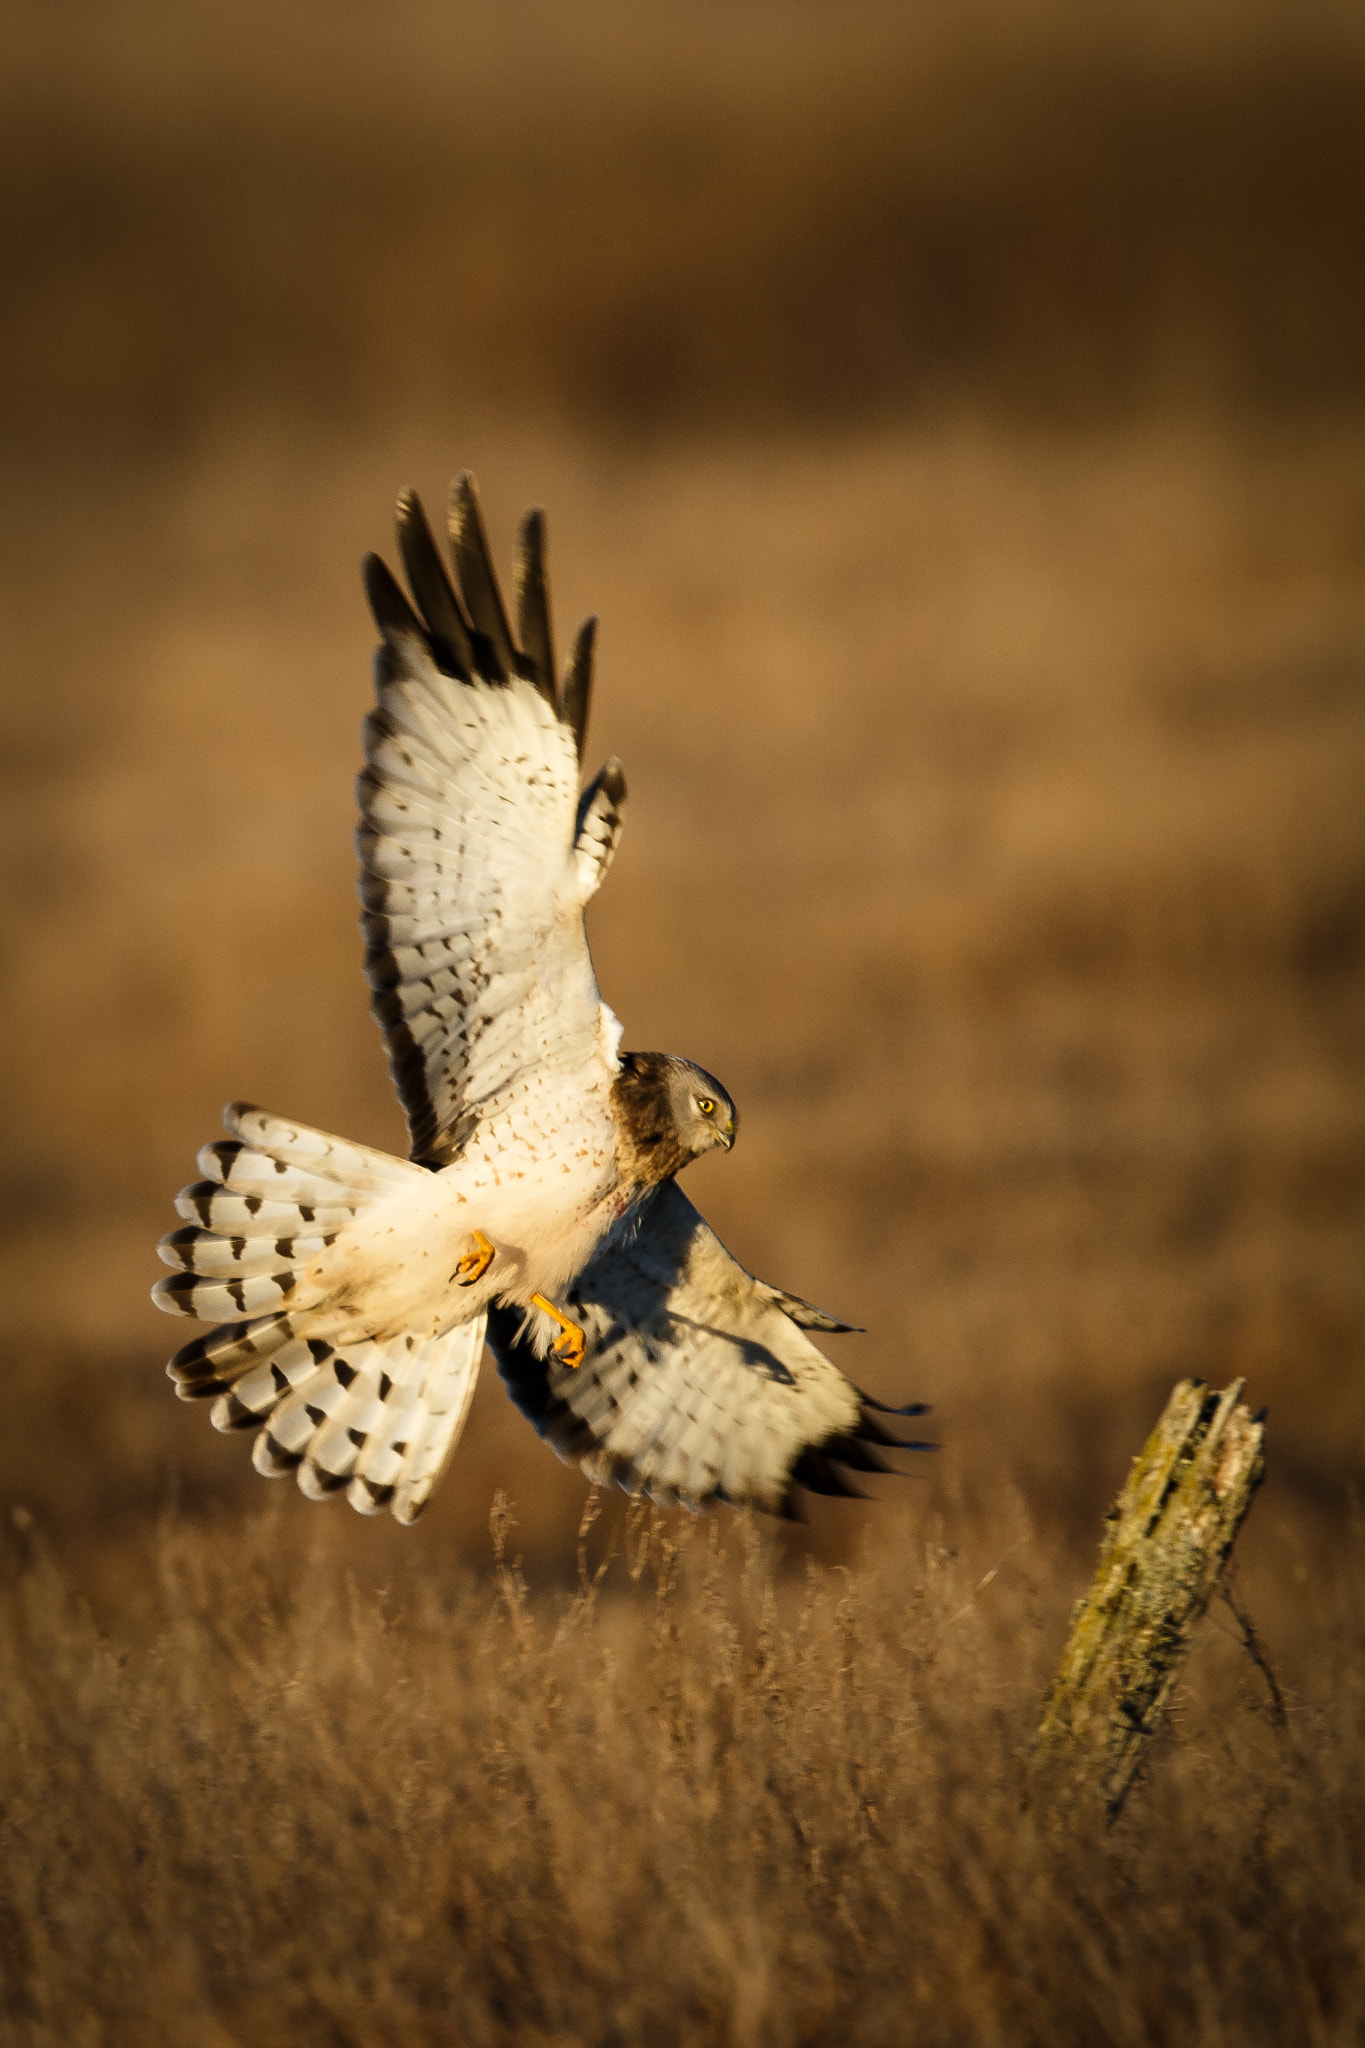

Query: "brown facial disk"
<box><xmin>611</xmin><ymin>1052</ymin><xmax>737</xmax><ymax>1191</ymax></box>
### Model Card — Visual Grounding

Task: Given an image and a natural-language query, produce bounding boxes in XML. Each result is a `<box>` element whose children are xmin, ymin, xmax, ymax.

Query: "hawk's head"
<box><xmin>669</xmin><ymin>1058</ymin><xmax>738</xmax><ymax>1157</ymax></box>
<box><xmin>612</xmin><ymin>1052</ymin><xmax>738</xmax><ymax>1185</ymax></box>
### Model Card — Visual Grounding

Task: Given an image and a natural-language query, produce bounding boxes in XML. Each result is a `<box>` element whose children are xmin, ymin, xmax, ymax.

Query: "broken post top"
<box><xmin>1035</xmin><ymin>1377</ymin><xmax>1266</xmax><ymax>1820</ymax></box>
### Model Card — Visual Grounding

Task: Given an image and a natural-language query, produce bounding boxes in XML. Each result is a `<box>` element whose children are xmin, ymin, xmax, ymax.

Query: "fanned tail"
<box><xmin>153</xmin><ymin>1103</ymin><xmax>483</xmax><ymax>1523</ymax></box>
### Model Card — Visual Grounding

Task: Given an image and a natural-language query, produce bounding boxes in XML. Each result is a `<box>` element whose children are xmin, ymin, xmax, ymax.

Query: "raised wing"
<box><xmin>359</xmin><ymin>475</ymin><xmax>626</xmax><ymax>1164</ymax></box>
<box><xmin>485</xmin><ymin>1180</ymin><xmax>931</xmax><ymax>1513</ymax></box>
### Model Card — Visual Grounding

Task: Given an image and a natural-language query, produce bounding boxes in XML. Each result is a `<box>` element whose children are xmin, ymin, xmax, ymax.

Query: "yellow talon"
<box><xmin>530</xmin><ymin>1292</ymin><xmax>586</xmax><ymax>1370</ymax></box>
<box><xmin>455</xmin><ymin>1229</ymin><xmax>496</xmax><ymax>1287</ymax></box>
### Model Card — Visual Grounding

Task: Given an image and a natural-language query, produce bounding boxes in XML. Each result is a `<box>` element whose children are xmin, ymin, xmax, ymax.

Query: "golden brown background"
<box><xmin>4</xmin><ymin>9</ymin><xmax>1365</xmax><ymax>2042</ymax></box>
<box><xmin>2</xmin><ymin>0</ymin><xmax>1363</xmax><ymax>1594</ymax></box>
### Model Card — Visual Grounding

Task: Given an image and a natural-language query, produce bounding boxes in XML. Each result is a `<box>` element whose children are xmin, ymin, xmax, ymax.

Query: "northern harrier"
<box><xmin>153</xmin><ymin>473</ymin><xmax>928</xmax><ymax>1522</ymax></box>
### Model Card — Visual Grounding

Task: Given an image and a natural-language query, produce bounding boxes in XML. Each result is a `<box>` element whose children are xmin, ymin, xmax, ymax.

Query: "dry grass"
<box><xmin>3</xmin><ymin>1491</ymin><xmax>1362</xmax><ymax>2046</ymax></box>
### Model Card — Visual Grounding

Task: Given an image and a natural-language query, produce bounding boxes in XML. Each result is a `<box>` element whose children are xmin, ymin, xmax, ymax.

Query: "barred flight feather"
<box><xmin>571</xmin><ymin>758</ymin><xmax>627</xmax><ymax>905</ymax></box>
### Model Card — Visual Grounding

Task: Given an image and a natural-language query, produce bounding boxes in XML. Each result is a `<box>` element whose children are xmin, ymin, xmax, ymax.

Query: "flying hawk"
<box><xmin>153</xmin><ymin>473</ymin><xmax>929</xmax><ymax>1523</ymax></box>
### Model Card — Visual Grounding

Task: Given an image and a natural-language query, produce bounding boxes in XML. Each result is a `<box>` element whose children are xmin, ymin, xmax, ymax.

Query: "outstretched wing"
<box><xmin>485</xmin><ymin>1180</ymin><xmax>931</xmax><ymax>1513</ymax></box>
<box><xmin>359</xmin><ymin>475</ymin><xmax>627</xmax><ymax>1164</ymax></box>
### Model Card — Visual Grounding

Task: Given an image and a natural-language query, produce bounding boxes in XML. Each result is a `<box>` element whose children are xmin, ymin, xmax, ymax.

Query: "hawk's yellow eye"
<box><xmin>697</xmin><ymin>1098</ymin><xmax>715</xmax><ymax>1116</ymax></box>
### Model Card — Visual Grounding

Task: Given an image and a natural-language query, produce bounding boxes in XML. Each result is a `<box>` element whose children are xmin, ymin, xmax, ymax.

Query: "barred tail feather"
<box><xmin>242</xmin><ymin>1320</ymin><xmax>485</xmax><ymax>1523</ymax></box>
<box><xmin>153</xmin><ymin>1100</ymin><xmax>422</xmax><ymax>1321</ymax></box>
<box><xmin>154</xmin><ymin>1102</ymin><xmax>481</xmax><ymax>1523</ymax></box>
<box><xmin>167</xmin><ymin>1312</ymin><xmax>297</xmax><ymax>1399</ymax></box>
<box><xmin>222</xmin><ymin>1103</ymin><xmax>422</xmax><ymax>1194</ymax></box>
<box><xmin>192</xmin><ymin>1142</ymin><xmax>386</xmax><ymax>1212</ymax></box>
<box><xmin>154</xmin><ymin>1266</ymin><xmax>307</xmax><ymax>1322</ymax></box>
<box><xmin>173</xmin><ymin>1184</ymin><xmax>362</xmax><ymax>1238</ymax></box>
<box><xmin>391</xmin><ymin>1326</ymin><xmax>485</xmax><ymax>1523</ymax></box>
<box><xmin>157</xmin><ymin>1227</ymin><xmax>333</xmax><ymax>1279</ymax></box>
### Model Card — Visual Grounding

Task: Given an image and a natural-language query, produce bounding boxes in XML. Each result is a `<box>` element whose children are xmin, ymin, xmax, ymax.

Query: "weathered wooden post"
<box><xmin>1034</xmin><ymin>1377</ymin><xmax>1266</xmax><ymax>1819</ymax></box>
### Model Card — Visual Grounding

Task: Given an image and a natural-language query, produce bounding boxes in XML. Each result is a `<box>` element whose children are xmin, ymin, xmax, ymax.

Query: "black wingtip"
<box><xmin>784</xmin><ymin>1392</ymin><xmax>939</xmax><ymax>1505</ymax></box>
<box><xmin>762</xmin><ymin>1281</ymin><xmax>861</xmax><ymax>1332</ymax></box>
<box><xmin>363</xmin><ymin>552</ymin><xmax>427</xmax><ymax>650</ymax></box>
<box><xmin>395</xmin><ymin>488</ymin><xmax>475</xmax><ymax>678</ymax></box>
<box><xmin>562</xmin><ymin>615</ymin><xmax>598</xmax><ymax>762</ymax></box>
<box><xmin>448</xmin><ymin>472</ymin><xmax>516</xmax><ymax>681</ymax></box>
<box><xmin>515</xmin><ymin>506</ymin><xmax>557</xmax><ymax>706</ymax></box>
<box><xmin>829</xmin><ymin>1434</ymin><xmax>901</xmax><ymax>1477</ymax></box>
<box><xmin>854</xmin><ymin>1387</ymin><xmax>938</xmax><ymax>1455</ymax></box>
<box><xmin>789</xmin><ymin>1446</ymin><xmax>869</xmax><ymax>1502</ymax></box>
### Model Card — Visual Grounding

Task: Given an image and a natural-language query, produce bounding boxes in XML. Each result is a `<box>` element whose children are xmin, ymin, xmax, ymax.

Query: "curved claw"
<box><xmin>551</xmin><ymin>1324</ymin><xmax>586</xmax><ymax>1371</ymax></box>
<box><xmin>530</xmin><ymin>1291</ymin><xmax>586</xmax><ymax>1371</ymax></box>
<box><xmin>455</xmin><ymin>1229</ymin><xmax>495</xmax><ymax>1288</ymax></box>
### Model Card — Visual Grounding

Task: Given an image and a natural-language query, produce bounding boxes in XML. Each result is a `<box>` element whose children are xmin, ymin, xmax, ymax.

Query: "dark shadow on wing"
<box><xmin>485</xmin><ymin>1182</ymin><xmax>934</xmax><ymax>1515</ymax></box>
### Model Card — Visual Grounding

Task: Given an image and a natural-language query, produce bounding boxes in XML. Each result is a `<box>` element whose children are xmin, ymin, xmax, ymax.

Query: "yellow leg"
<box><xmin>454</xmin><ymin>1229</ymin><xmax>496</xmax><ymax>1288</ymax></box>
<box><xmin>530</xmin><ymin>1292</ymin><xmax>586</xmax><ymax>1370</ymax></box>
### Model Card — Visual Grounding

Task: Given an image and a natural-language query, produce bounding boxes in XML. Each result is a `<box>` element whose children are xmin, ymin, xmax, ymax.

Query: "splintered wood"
<box><xmin>1035</xmin><ymin>1378</ymin><xmax>1266</xmax><ymax>1819</ymax></box>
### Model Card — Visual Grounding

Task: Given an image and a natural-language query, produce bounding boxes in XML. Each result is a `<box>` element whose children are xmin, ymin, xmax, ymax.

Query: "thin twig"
<box><xmin>1220</xmin><ymin>1577</ymin><xmax>1290</xmax><ymax>1735</ymax></box>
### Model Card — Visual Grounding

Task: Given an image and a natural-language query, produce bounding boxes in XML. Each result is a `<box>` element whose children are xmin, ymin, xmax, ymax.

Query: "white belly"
<box><xmin>301</xmin><ymin>1078</ymin><xmax>620</xmax><ymax>1341</ymax></box>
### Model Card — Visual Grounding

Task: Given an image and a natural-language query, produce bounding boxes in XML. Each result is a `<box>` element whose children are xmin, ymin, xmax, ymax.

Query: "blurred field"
<box><xmin>4</xmin><ymin>0</ymin><xmax>1365</xmax><ymax>446</ymax></box>
<box><xmin>3</xmin><ymin>414</ymin><xmax>1361</xmax><ymax>1583</ymax></box>
<box><xmin>2</xmin><ymin>1</ymin><xmax>1364</xmax><ymax>2037</ymax></box>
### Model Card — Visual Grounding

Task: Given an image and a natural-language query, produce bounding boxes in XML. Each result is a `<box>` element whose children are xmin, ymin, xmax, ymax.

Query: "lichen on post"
<box><xmin>1034</xmin><ymin>1377</ymin><xmax>1266</xmax><ymax>1819</ymax></box>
